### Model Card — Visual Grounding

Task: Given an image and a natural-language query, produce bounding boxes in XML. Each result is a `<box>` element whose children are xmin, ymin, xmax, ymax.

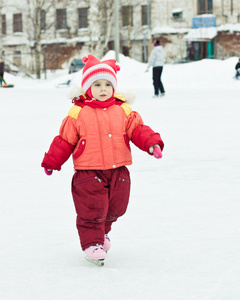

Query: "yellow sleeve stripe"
<box><xmin>120</xmin><ymin>103</ymin><xmax>132</xmax><ymax>116</ymax></box>
<box><xmin>68</xmin><ymin>105</ymin><xmax>82</xmax><ymax>120</ymax></box>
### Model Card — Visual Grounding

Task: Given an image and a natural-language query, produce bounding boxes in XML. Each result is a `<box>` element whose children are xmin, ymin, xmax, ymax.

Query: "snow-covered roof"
<box><xmin>195</xmin><ymin>14</ymin><xmax>215</xmax><ymax>18</ymax></box>
<box><xmin>151</xmin><ymin>23</ymin><xmax>240</xmax><ymax>40</ymax></box>
<box><xmin>40</xmin><ymin>36</ymin><xmax>100</xmax><ymax>45</ymax></box>
<box><xmin>171</xmin><ymin>8</ymin><xmax>183</xmax><ymax>14</ymax></box>
<box><xmin>184</xmin><ymin>27</ymin><xmax>217</xmax><ymax>41</ymax></box>
<box><xmin>217</xmin><ymin>23</ymin><xmax>240</xmax><ymax>32</ymax></box>
<box><xmin>151</xmin><ymin>26</ymin><xmax>188</xmax><ymax>35</ymax></box>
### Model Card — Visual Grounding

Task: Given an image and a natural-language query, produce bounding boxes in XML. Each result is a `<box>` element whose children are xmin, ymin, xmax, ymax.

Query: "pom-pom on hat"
<box><xmin>81</xmin><ymin>54</ymin><xmax>120</xmax><ymax>94</ymax></box>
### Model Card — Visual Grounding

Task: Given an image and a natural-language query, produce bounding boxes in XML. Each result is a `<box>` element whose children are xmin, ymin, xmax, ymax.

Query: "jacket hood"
<box><xmin>68</xmin><ymin>84</ymin><xmax>135</xmax><ymax>105</ymax></box>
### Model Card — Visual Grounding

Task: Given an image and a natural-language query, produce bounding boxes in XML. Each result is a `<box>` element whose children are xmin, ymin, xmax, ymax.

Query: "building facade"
<box><xmin>0</xmin><ymin>0</ymin><xmax>240</xmax><ymax>73</ymax></box>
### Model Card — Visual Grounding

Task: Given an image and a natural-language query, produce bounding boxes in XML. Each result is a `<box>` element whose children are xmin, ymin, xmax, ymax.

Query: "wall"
<box><xmin>215</xmin><ymin>31</ymin><xmax>240</xmax><ymax>58</ymax></box>
<box><xmin>214</xmin><ymin>0</ymin><xmax>240</xmax><ymax>25</ymax></box>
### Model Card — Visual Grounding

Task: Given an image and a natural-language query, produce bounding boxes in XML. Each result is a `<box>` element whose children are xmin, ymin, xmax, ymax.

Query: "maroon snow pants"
<box><xmin>71</xmin><ymin>166</ymin><xmax>131</xmax><ymax>250</ymax></box>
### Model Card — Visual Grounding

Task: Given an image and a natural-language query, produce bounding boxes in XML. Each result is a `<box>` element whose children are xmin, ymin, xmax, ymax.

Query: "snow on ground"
<box><xmin>0</xmin><ymin>54</ymin><xmax>240</xmax><ymax>300</ymax></box>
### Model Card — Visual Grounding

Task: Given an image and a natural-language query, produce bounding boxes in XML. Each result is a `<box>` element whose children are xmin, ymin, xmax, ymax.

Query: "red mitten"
<box><xmin>44</xmin><ymin>168</ymin><xmax>53</xmax><ymax>176</ymax></box>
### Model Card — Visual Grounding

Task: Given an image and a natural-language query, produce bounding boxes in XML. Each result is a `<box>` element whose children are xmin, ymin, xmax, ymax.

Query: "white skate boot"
<box><xmin>84</xmin><ymin>244</ymin><xmax>106</xmax><ymax>266</ymax></box>
<box><xmin>102</xmin><ymin>234</ymin><xmax>111</xmax><ymax>252</ymax></box>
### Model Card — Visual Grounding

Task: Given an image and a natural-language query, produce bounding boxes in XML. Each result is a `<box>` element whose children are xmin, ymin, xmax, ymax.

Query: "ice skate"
<box><xmin>102</xmin><ymin>234</ymin><xmax>111</xmax><ymax>252</ymax></box>
<box><xmin>84</xmin><ymin>244</ymin><xmax>106</xmax><ymax>266</ymax></box>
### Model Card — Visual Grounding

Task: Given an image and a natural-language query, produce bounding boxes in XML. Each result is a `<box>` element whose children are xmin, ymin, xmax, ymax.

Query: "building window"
<box><xmin>78</xmin><ymin>8</ymin><xmax>88</xmax><ymax>28</ymax></box>
<box><xmin>122</xmin><ymin>6</ymin><xmax>133</xmax><ymax>27</ymax></box>
<box><xmin>13</xmin><ymin>13</ymin><xmax>22</xmax><ymax>32</ymax></box>
<box><xmin>141</xmin><ymin>5</ymin><xmax>148</xmax><ymax>26</ymax></box>
<box><xmin>56</xmin><ymin>9</ymin><xmax>67</xmax><ymax>29</ymax></box>
<box><xmin>2</xmin><ymin>14</ymin><xmax>6</xmax><ymax>34</ymax></box>
<box><xmin>172</xmin><ymin>9</ymin><xmax>183</xmax><ymax>20</ymax></box>
<box><xmin>198</xmin><ymin>0</ymin><xmax>213</xmax><ymax>14</ymax></box>
<box><xmin>40</xmin><ymin>10</ymin><xmax>46</xmax><ymax>31</ymax></box>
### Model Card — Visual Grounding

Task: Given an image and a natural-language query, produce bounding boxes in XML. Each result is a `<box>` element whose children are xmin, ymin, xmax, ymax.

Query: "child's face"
<box><xmin>91</xmin><ymin>79</ymin><xmax>113</xmax><ymax>101</ymax></box>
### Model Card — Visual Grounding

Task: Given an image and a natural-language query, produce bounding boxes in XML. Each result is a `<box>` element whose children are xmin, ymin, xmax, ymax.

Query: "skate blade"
<box><xmin>85</xmin><ymin>256</ymin><xmax>105</xmax><ymax>267</ymax></box>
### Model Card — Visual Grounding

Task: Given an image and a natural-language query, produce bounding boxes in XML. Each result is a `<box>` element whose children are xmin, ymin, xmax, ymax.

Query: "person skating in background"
<box><xmin>41</xmin><ymin>54</ymin><xmax>164</xmax><ymax>265</ymax></box>
<box><xmin>146</xmin><ymin>40</ymin><xmax>165</xmax><ymax>98</ymax></box>
<box><xmin>235</xmin><ymin>58</ymin><xmax>240</xmax><ymax>79</ymax></box>
<box><xmin>0</xmin><ymin>58</ymin><xmax>6</xmax><ymax>87</ymax></box>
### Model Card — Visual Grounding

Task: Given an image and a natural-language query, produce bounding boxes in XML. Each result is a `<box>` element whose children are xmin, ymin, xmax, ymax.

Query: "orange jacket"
<box><xmin>60</xmin><ymin>102</ymin><xmax>143</xmax><ymax>170</ymax></box>
<box><xmin>41</xmin><ymin>96</ymin><xmax>164</xmax><ymax>171</ymax></box>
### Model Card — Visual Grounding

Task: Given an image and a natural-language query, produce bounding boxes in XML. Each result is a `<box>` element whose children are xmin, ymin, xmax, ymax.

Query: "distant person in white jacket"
<box><xmin>146</xmin><ymin>40</ymin><xmax>165</xmax><ymax>97</ymax></box>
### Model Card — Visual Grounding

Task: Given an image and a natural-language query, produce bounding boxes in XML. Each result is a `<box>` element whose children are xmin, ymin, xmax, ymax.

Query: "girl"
<box><xmin>41</xmin><ymin>54</ymin><xmax>164</xmax><ymax>265</ymax></box>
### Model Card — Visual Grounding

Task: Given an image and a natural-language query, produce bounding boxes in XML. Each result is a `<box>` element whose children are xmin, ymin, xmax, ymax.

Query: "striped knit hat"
<box><xmin>81</xmin><ymin>54</ymin><xmax>120</xmax><ymax>94</ymax></box>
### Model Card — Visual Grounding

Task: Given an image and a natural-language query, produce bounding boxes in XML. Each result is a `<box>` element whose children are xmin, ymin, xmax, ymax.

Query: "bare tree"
<box><xmin>26</xmin><ymin>0</ymin><xmax>56</xmax><ymax>78</ymax></box>
<box><xmin>86</xmin><ymin>0</ymin><xmax>114</xmax><ymax>58</ymax></box>
<box><xmin>96</xmin><ymin>0</ymin><xmax>114</xmax><ymax>58</ymax></box>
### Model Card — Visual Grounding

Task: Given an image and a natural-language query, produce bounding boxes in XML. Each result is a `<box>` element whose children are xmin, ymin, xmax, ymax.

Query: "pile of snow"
<box><xmin>4</xmin><ymin>52</ymin><xmax>238</xmax><ymax>92</ymax></box>
<box><xmin>67</xmin><ymin>54</ymin><xmax>239</xmax><ymax>92</ymax></box>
